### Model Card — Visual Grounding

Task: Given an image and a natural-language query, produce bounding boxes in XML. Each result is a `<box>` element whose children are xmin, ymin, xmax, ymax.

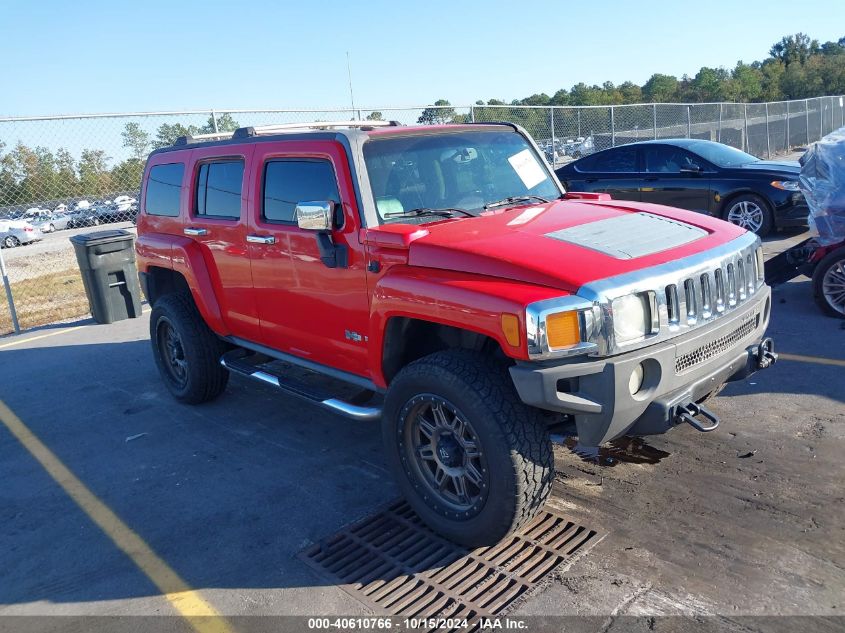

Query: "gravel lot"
<box><xmin>0</xmin><ymin>228</ymin><xmax>842</xmax><ymax>632</ymax></box>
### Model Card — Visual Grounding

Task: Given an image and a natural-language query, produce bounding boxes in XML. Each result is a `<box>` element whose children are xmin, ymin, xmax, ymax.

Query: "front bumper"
<box><xmin>772</xmin><ymin>191</ymin><xmax>809</xmax><ymax>228</ymax></box>
<box><xmin>510</xmin><ymin>286</ymin><xmax>773</xmax><ymax>446</ymax></box>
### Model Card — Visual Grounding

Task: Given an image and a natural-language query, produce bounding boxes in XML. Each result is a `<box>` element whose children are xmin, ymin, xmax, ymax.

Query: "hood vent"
<box><xmin>545</xmin><ymin>212</ymin><xmax>707</xmax><ymax>259</ymax></box>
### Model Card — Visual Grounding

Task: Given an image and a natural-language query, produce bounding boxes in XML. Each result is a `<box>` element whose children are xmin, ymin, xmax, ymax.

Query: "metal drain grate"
<box><xmin>299</xmin><ymin>500</ymin><xmax>603</xmax><ymax>627</ymax></box>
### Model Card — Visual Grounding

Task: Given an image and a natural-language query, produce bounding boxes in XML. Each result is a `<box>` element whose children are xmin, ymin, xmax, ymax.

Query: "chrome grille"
<box><xmin>578</xmin><ymin>232</ymin><xmax>764</xmax><ymax>357</ymax></box>
<box><xmin>675</xmin><ymin>312</ymin><xmax>759</xmax><ymax>373</ymax></box>
<box><xmin>667</xmin><ymin>250</ymin><xmax>760</xmax><ymax>329</ymax></box>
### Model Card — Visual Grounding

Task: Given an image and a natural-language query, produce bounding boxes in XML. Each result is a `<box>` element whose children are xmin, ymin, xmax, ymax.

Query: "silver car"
<box><xmin>0</xmin><ymin>220</ymin><xmax>43</xmax><ymax>248</ymax></box>
<box><xmin>30</xmin><ymin>213</ymin><xmax>71</xmax><ymax>233</ymax></box>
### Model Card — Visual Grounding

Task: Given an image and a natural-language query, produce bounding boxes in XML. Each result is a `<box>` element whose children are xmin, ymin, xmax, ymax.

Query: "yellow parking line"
<box><xmin>779</xmin><ymin>352</ymin><xmax>845</xmax><ymax>368</ymax></box>
<box><xmin>0</xmin><ymin>399</ymin><xmax>233</xmax><ymax>633</ymax></box>
<box><xmin>0</xmin><ymin>325</ymin><xmax>86</xmax><ymax>350</ymax></box>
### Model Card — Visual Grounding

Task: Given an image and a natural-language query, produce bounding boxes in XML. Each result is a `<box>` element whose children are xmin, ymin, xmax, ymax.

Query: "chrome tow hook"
<box><xmin>756</xmin><ymin>337</ymin><xmax>778</xmax><ymax>370</ymax></box>
<box><xmin>675</xmin><ymin>402</ymin><xmax>720</xmax><ymax>432</ymax></box>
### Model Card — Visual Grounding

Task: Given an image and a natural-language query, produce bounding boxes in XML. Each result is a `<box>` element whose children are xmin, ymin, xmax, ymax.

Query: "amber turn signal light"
<box><xmin>501</xmin><ymin>314</ymin><xmax>520</xmax><ymax>347</ymax></box>
<box><xmin>545</xmin><ymin>311</ymin><xmax>581</xmax><ymax>349</ymax></box>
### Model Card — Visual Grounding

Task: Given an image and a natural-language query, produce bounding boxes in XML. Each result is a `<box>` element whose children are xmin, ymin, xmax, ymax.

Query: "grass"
<box><xmin>0</xmin><ymin>268</ymin><xmax>91</xmax><ymax>335</ymax></box>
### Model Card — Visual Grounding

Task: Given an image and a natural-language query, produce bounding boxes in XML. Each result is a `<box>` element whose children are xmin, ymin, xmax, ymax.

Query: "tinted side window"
<box><xmin>643</xmin><ymin>146</ymin><xmax>699</xmax><ymax>173</ymax></box>
<box><xmin>196</xmin><ymin>160</ymin><xmax>244</xmax><ymax>218</ymax></box>
<box><xmin>586</xmin><ymin>147</ymin><xmax>638</xmax><ymax>173</ymax></box>
<box><xmin>145</xmin><ymin>163</ymin><xmax>184</xmax><ymax>217</ymax></box>
<box><xmin>263</xmin><ymin>160</ymin><xmax>340</xmax><ymax>223</ymax></box>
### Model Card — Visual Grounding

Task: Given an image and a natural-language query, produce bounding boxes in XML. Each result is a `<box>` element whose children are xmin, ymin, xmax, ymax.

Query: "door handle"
<box><xmin>183</xmin><ymin>227</ymin><xmax>208</xmax><ymax>237</ymax></box>
<box><xmin>246</xmin><ymin>234</ymin><xmax>275</xmax><ymax>245</ymax></box>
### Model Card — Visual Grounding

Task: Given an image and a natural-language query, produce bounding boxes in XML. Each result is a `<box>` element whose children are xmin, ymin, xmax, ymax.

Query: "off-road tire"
<box><xmin>382</xmin><ymin>350</ymin><xmax>554</xmax><ymax>547</ymax></box>
<box><xmin>150</xmin><ymin>293</ymin><xmax>229</xmax><ymax>403</ymax></box>
<box><xmin>812</xmin><ymin>246</ymin><xmax>845</xmax><ymax>318</ymax></box>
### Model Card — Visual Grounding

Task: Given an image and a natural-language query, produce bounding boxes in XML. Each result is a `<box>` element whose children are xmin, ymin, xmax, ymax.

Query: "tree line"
<box><xmin>417</xmin><ymin>33</ymin><xmax>845</xmax><ymax>124</ymax></box>
<box><xmin>0</xmin><ymin>114</ymin><xmax>241</xmax><ymax>209</ymax></box>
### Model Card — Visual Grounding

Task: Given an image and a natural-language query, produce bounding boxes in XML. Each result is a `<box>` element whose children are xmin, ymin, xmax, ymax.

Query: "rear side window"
<box><xmin>262</xmin><ymin>160</ymin><xmax>340</xmax><ymax>223</ymax></box>
<box><xmin>196</xmin><ymin>160</ymin><xmax>244</xmax><ymax>219</ymax></box>
<box><xmin>576</xmin><ymin>147</ymin><xmax>638</xmax><ymax>173</ymax></box>
<box><xmin>145</xmin><ymin>163</ymin><xmax>184</xmax><ymax>216</ymax></box>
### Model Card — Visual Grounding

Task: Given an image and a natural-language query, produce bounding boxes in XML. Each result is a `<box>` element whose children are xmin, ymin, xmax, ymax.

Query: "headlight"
<box><xmin>771</xmin><ymin>180</ymin><xmax>800</xmax><ymax>191</ymax></box>
<box><xmin>611</xmin><ymin>292</ymin><xmax>657</xmax><ymax>345</ymax></box>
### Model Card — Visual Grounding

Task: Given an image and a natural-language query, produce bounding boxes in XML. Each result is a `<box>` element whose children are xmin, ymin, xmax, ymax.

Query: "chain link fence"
<box><xmin>1</xmin><ymin>97</ymin><xmax>843</xmax><ymax>334</ymax></box>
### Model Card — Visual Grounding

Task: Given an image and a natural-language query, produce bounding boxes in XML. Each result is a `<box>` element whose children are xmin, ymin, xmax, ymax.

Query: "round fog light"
<box><xmin>629</xmin><ymin>363</ymin><xmax>645</xmax><ymax>395</ymax></box>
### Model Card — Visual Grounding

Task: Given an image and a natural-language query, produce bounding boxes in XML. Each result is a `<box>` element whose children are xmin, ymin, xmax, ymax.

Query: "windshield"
<box><xmin>690</xmin><ymin>142</ymin><xmax>759</xmax><ymax>168</ymax></box>
<box><xmin>363</xmin><ymin>130</ymin><xmax>561</xmax><ymax>224</ymax></box>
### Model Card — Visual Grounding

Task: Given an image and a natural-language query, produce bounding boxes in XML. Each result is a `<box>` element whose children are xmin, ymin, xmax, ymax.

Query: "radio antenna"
<box><xmin>346</xmin><ymin>51</ymin><xmax>357</xmax><ymax>119</ymax></box>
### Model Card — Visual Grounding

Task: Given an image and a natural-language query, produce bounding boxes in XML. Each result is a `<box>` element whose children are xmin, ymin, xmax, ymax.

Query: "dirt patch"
<box><xmin>0</xmin><ymin>267</ymin><xmax>89</xmax><ymax>333</ymax></box>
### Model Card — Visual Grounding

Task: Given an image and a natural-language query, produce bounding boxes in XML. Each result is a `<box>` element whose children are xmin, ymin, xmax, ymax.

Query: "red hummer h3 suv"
<box><xmin>136</xmin><ymin>121</ymin><xmax>776</xmax><ymax>546</ymax></box>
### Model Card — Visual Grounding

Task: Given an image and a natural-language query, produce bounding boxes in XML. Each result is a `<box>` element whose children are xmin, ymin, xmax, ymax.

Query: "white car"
<box><xmin>113</xmin><ymin>195</ymin><xmax>137</xmax><ymax>212</ymax></box>
<box><xmin>0</xmin><ymin>219</ymin><xmax>42</xmax><ymax>248</ymax></box>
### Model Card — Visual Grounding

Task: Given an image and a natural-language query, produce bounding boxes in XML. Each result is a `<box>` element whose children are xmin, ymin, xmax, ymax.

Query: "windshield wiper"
<box><xmin>483</xmin><ymin>195</ymin><xmax>550</xmax><ymax>210</ymax></box>
<box><xmin>384</xmin><ymin>207</ymin><xmax>475</xmax><ymax>219</ymax></box>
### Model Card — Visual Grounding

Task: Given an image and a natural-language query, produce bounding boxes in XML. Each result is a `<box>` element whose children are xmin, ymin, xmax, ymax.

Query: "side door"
<box><xmin>568</xmin><ymin>146</ymin><xmax>642</xmax><ymax>201</ymax></box>
<box><xmin>182</xmin><ymin>146</ymin><xmax>261</xmax><ymax>341</ymax></box>
<box><xmin>247</xmin><ymin>140</ymin><xmax>370</xmax><ymax>378</ymax></box>
<box><xmin>639</xmin><ymin>145</ymin><xmax>712</xmax><ymax>213</ymax></box>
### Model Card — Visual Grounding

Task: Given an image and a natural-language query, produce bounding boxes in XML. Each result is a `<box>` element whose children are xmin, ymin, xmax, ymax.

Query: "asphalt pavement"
<box><xmin>0</xmin><ymin>229</ymin><xmax>842</xmax><ymax>632</ymax></box>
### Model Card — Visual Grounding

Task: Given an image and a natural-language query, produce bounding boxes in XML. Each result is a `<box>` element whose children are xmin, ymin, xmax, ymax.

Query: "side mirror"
<box><xmin>294</xmin><ymin>201</ymin><xmax>348</xmax><ymax>269</ymax></box>
<box><xmin>295</xmin><ymin>201</ymin><xmax>334</xmax><ymax>231</ymax></box>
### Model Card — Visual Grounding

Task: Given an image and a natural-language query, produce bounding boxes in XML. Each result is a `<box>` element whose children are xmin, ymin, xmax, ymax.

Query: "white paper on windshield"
<box><xmin>507</xmin><ymin>149</ymin><xmax>546</xmax><ymax>190</ymax></box>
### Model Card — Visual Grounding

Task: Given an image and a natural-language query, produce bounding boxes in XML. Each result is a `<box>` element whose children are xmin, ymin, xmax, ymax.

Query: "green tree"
<box><xmin>642</xmin><ymin>74</ymin><xmax>679</xmax><ymax>102</ymax></box>
<box><xmin>199</xmin><ymin>112</ymin><xmax>240</xmax><ymax>134</ymax></box>
<box><xmin>121</xmin><ymin>122</ymin><xmax>151</xmax><ymax>161</ymax></box>
<box><xmin>417</xmin><ymin>99</ymin><xmax>456</xmax><ymax>124</ymax></box>
<box><xmin>688</xmin><ymin>67</ymin><xmax>729</xmax><ymax>101</ymax></box>
<box><xmin>78</xmin><ymin>149</ymin><xmax>112</xmax><ymax>196</ymax></box>
<box><xmin>618</xmin><ymin>81</ymin><xmax>643</xmax><ymax>104</ymax></box>
<box><xmin>770</xmin><ymin>33</ymin><xmax>820</xmax><ymax>67</ymax></box>
<box><xmin>366</xmin><ymin>111</ymin><xmax>384</xmax><ymax>120</ymax></box>
<box><xmin>152</xmin><ymin>123</ymin><xmax>198</xmax><ymax>150</ymax></box>
<box><xmin>111</xmin><ymin>159</ymin><xmax>145</xmax><ymax>192</ymax></box>
<box><xmin>55</xmin><ymin>148</ymin><xmax>79</xmax><ymax>199</ymax></box>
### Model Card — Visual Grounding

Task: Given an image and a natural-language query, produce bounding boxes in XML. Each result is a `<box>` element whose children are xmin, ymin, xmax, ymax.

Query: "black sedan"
<box><xmin>555</xmin><ymin>139</ymin><xmax>808</xmax><ymax>236</ymax></box>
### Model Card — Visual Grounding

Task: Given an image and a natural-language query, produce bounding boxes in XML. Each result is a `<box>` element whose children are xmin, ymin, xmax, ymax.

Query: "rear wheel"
<box><xmin>813</xmin><ymin>246</ymin><xmax>845</xmax><ymax>318</ymax></box>
<box><xmin>150</xmin><ymin>293</ymin><xmax>229</xmax><ymax>403</ymax></box>
<box><xmin>723</xmin><ymin>194</ymin><xmax>774</xmax><ymax>236</ymax></box>
<box><xmin>382</xmin><ymin>350</ymin><xmax>553</xmax><ymax>547</ymax></box>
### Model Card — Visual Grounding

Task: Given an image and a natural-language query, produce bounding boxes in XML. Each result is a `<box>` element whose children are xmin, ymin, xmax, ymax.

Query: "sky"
<box><xmin>1</xmin><ymin>0</ymin><xmax>844</xmax><ymax>117</ymax></box>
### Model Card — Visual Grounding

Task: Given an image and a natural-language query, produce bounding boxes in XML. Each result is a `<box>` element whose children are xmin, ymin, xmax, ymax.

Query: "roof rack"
<box><xmin>173</xmin><ymin>120</ymin><xmax>401</xmax><ymax>146</ymax></box>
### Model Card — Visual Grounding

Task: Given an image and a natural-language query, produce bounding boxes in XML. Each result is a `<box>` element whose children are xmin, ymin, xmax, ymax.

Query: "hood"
<box><xmin>738</xmin><ymin>159</ymin><xmax>800</xmax><ymax>175</ymax></box>
<box><xmin>406</xmin><ymin>199</ymin><xmax>747</xmax><ymax>291</ymax></box>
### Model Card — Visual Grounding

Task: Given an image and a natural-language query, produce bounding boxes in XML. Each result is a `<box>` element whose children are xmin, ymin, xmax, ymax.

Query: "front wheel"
<box><xmin>813</xmin><ymin>246</ymin><xmax>845</xmax><ymax>318</ymax></box>
<box><xmin>723</xmin><ymin>194</ymin><xmax>774</xmax><ymax>236</ymax></box>
<box><xmin>150</xmin><ymin>293</ymin><xmax>229</xmax><ymax>403</ymax></box>
<box><xmin>382</xmin><ymin>350</ymin><xmax>554</xmax><ymax>547</ymax></box>
<box><xmin>3</xmin><ymin>236</ymin><xmax>19</xmax><ymax>248</ymax></box>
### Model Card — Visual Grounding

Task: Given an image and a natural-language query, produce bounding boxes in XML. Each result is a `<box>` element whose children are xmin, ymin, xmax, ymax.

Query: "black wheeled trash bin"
<box><xmin>70</xmin><ymin>230</ymin><xmax>143</xmax><ymax>324</ymax></box>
